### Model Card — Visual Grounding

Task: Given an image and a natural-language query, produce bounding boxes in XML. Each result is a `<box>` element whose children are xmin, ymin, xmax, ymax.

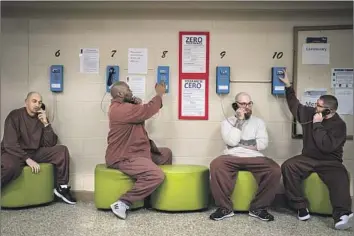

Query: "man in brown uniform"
<box><xmin>105</xmin><ymin>81</ymin><xmax>172</xmax><ymax>220</ymax></box>
<box><xmin>280</xmin><ymin>71</ymin><xmax>353</xmax><ymax>230</ymax></box>
<box><xmin>1</xmin><ymin>92</ymin><xmax>76</xmax><ymax>205</ymax></box>
<box><xmin>209</xmin><ymin>92</ymin><xmax>281</xmax><ymax>222</ymax></box>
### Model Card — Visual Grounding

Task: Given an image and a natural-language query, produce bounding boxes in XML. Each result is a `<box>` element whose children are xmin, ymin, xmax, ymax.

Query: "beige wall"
<box><xmin>1</xmin><ymin>8</ymin><xmax>353</xmax><ymax>194</ymax></box>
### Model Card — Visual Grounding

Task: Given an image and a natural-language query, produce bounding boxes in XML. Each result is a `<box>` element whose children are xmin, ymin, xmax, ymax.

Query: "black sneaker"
<box><xmin>54</xmin><ymin>186</ymin><xmax>76</xmax><ymax>205</ymax></box>
<box><xmin>335</xmin><ymin>212</ymin><xmax>353</xmax><ymax>230</ymax></box>
<box><xmin>210</xmin><ymin>207</ymin><xmax>234</xmax><ymax>221</ymax></box>
<box><xmin>249</xmin><ymin>209</ymin><xmax>274</xmax><ymax>221</ymax></box>
<box><xmin>298</xmin><ymin>208</ymin><xmax>310</xmax><ymax>221</ymax></box>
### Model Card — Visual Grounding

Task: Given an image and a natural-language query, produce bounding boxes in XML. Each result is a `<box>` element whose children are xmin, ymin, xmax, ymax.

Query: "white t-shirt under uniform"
<box><xmin>221</xmin><ymin>115</ymin><xmax>269</xmax><ymax>158</ymax></box>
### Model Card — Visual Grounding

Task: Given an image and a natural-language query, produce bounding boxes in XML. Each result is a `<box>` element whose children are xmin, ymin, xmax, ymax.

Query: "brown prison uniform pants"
<box><xmin>1</xmin><ymin>145</ymin><xmax>70</xmax><ymax>188</ymax></box>
<box><xmin>109</xmin><ymin>147</ymin><xmax>173</xmax><ymax>206</ymax></box>
<box><xmin>281</xmin><ymin>155</ymin><xmax>352</xmax><ymax>220</ymax></box>
<box><xmin>210</xmin><ymin>155</ymin><xmax>281</xmax><ymax>211</ymax></box>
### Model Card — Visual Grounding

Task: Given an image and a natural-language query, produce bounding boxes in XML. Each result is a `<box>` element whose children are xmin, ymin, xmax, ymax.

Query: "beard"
<box><xmin>244</xmin><ymin>110</ymin><xmax>252</xmax><ymax>120</ymax></box>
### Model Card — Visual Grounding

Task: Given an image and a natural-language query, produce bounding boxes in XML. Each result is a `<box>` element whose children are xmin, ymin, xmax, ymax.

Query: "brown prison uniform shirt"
<box><xmin>105</xmin><ymin>95</ymin><xmax>162</xmax><ymax>166</ymax></box>
<box><xmin>1</xmin><ymin>107</ymin><xmax>58</xmax><ymax>161</ymax></box>
<box><xmin>285</xmin><ymin>86</ymin><xmax>346</xmax><ymax>162</ymax></box>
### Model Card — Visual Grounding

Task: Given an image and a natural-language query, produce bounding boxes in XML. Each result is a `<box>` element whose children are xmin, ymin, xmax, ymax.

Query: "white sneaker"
<box><xmin>335</xmin><ymin>213</ymin><xmax>353</xmax><ymax>230</ymax></box>
<box><xmin>110</xmin><ymin>200</ymin><xmax>130</xmax><ymax>220</ymax></box>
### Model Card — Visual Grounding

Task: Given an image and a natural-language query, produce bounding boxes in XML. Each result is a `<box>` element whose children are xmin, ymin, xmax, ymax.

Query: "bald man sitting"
<box><xmin>105</xmin><ymin>81</ymin><xmax>172</xmax><ymax>220</ymax></box>
<box><xmin>1</xmin><ymin>92</ymin><xmax>76</xmax><ymax>205</ymax></box>
<box><xmin>209</xmin><ymin>92</ymin><xmax>281</xmax><ymax>221</ymax></box>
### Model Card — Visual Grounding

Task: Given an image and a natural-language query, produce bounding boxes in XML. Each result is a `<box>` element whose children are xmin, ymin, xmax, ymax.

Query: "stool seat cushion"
<box><xmin>303</xmin><ymin>172</ymin><xmax>332</xmax><ymax>215</ymax></box>
<box><xmin>94</xmin><ymin>164</ymin><xmax>144</xmax><ymax>209</ymax></box>
<box><xmin>1</xmin><ymin>163</ymin><xmax>54</xmax><ymax>208</ymax></box>
<box><xmin>231</xmin><ymin>171</ymin><xmax>258</xmax><ymax>211</ymax></box>
<box><xmin>151</xmin><ymin>164</ymin><xmax>210</xmax><ymax>211</ymax></box>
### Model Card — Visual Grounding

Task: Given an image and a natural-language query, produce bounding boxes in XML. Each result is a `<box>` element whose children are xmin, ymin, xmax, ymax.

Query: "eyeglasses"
<box><xmin>236</xmin><ymin>101</ymin><xmax>253</xmax><ymax>107</ymax></box>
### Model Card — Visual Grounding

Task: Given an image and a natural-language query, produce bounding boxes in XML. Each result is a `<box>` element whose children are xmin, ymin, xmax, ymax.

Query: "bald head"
<box><xmin>110</xmin><ymin>81</ymin><xmax>133</xmax><ymax>101</ymax></box>
<box><xmin>235</xmin><ymin>92</ymin><xmax>251</xmax><ymax>103</ymax></box>
<box><xmin>26</xmin><ymin>91</ymin><xmax>42</xmax><ymax>101</ymax></box>
<box><xmin>234</xmin><ymin>92</ymin><xmax>253</xmax><ymax>119</ymax></box>
<box><xmin>25</xmin><ymin>91</ymin><xmax>43</xmax><ymax>116</ymax></box>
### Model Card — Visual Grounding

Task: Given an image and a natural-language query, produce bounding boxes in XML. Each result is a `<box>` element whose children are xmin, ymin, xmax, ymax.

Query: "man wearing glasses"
<box><xmin>209</xmin><ymin>92</ymin><xmax>281</xmax><ymax>222</ymax></box>
<box><xmin>279</xmin><ymin>71</ymin><xmax>352</xmax><ymax>230</ymax></box>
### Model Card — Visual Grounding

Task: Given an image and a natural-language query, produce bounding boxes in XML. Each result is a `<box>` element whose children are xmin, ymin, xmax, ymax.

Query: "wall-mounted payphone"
<box><xmin>271</xmin><ymin>67</ymin><xmax>286</xmax><ymax>95</ymax></box>
<box><xmin>106</xmin><ymin>65</ymin><xmax>119</xmax><ymax>92</ymax></box>
<box><xmin>50</xmin><ymin>65</ymin><xmax>64</xmax><ymax>92</ymax></box>
<box><xmin>157</xmin><ymin>66</ymin><xmax>170</xmax><ymax>93</ymax></box>
<box><xmin>216</xmin><ymin>66</ymin><xmax>230</xmax><ymax>94</ymax></box>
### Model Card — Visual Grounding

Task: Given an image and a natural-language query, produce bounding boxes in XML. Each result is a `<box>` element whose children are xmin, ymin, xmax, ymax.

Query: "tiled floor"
<box><xmin>1</xmin><ymin>202</ymin><xmax>353</xmax><ymax>236</ymax></box>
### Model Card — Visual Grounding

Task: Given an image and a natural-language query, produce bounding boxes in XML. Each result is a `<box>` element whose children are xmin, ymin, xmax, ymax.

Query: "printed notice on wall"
<box><xmin>331</xmin><ymin>68</ymin><xmax>353</xmax><ymax>88</ymax></box>
<box><xmin>80</xmin><ymin>48</ymin><xmax>100</xmax><ymax>73</ymax></box>
<box><xmin>182</xmin><ymin>35</ymin><xmax>207</xmax><ymax>73</ymax></box>
<box><xmin>128</xmin><ymin>48</ymin><xmax>148</xmax><ymax>74</ymax></box>
<box><xmin>335</xmin><ymin>88</ymin><xmax>353</xmax><ymax>115</ymax></box>
<box><xmin>302</xmin><ymin>43</ymin><xmax>330</xmax><ymax>65</ymax></box>
<box><xmin>181</xmin><ymin>79</ymin><xmax>205</xmax><ymax>116</ymax></box>
<box><xmin>126</xmin><ymin>75</ymin><xmax>146</xmax><ymax>100</ymax></box>
<box><xmin>300</xmin><ymin>88</ymin><xmax>327</xmax><ymax>107</ymax></box>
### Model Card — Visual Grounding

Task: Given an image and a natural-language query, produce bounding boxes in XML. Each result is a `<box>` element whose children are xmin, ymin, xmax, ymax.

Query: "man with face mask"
<box><xmin>209</xmin><ymin>92</ymin><xmax>281</xmax><ymax>222</ymax></box>
<box><xmin>1</xmin><ymin>92</ymin><xmax>76</xmax><ymax>205</ymax></box>
<box><xmin>105</xmin><ymin>81</ymin><xmax>172</xmax><ymax>220</ymax></box>
<box><xmin>279</xmin><ymin>71</ymin><xmax>353</xmax><ymax>230</ymax></box>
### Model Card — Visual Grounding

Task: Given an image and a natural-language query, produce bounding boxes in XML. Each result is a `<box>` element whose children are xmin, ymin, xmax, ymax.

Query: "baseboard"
<box><xmin>73</xmin><ymin>190</ymin><xmax>94</xmax><ymax>202</ymax></box>
<box><xmin>74</xmin><ymin>191</ymin><xmax>345</xmax><ymax>209</ymax></box>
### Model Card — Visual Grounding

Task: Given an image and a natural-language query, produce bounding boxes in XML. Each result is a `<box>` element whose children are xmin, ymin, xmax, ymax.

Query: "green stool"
<box><xmin>94</xmin><ymin>164</ymin><xmax>144</xmax><ymax>209</ymax></box>
<box><xmin>231</xmin><ymin>171</ymin><xmax>258</xmax><ymax>211</ymax></box>
<box><xmin>1</xmin><ymin>163</ymin><xmax>54</xmax><ymax>208</ymax></box>
<box><xmin>303</xmin><ymin>172</ymin><xmax>332</xmax><ymax>215</ymax></box>
<box><xmin>151</xmin><ymin>165</ymin><xmax>209</xmax><ymax>211</ymax></box>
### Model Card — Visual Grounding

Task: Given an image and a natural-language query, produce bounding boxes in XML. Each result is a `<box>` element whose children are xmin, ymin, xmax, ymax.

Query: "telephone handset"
<box><xmin>321</xmin><ymin>108</ymin><xmax>331</xmax><ymax>117</ymax></box>
<box><xmin>107</xmin><ymin>68</ymin><xmax>115</xmax><ymax>88</ymax></box>
<box><xmin>231</xmin><ymin>102</ymin><xmax>238</xmax><ymax>111</ymax></box>
<box><xmin>37</xmin><ymin>103</ymin><xmax>46</xmax><ymax>116</ymax></box>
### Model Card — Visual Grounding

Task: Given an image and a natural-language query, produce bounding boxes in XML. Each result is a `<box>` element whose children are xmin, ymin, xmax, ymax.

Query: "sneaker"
<box><xmin>298</xmin><ymin>208</ymin><xmax>310</xmax><ymax>221</ymax></box>
<box><xmin>335</xmin><ymin>212</ymin><xmax>353</xmax><ymax>230</ymax></box>
<box><xmin>249</xmin><ymin>209</ymin><xmax>274</xmax><ymax>221</ymax></box>
<box><xmin>54</xmin><ymin>185</ymin><xmax>76</xmax><ymax>205</ymax></box>
<box><xmin>210</xmin><ymin>207</ymin><xmax>234</xmax><ymax>221</ymax></box>
<box><xmin>111</xmin><ymin>200</ymin><xmax>130</xmax><ymax>220</ymax></box>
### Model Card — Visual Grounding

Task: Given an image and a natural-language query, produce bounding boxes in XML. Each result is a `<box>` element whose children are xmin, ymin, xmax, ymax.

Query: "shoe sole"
<box><xmin>335</xmin><ymin>214</ymin><xmax>353</xmax><ymax>230</ymax></box>
<box><xmin>110</xmin><ymin>204</ymin><xmax>127</xmax><ymax>220</ymax></box>
<box><xmin>54</xmin><ymin>189</ymin><xmax>76</xmax><ymax>205</ymax></box>
<box><xmin>298</xmin><ymin>214</ymin><xmax>311</xmax><ymax>221</ymax></box>
<box><xmin>211</xmin><ymin>212</ymin><xmax>235</xmax><ymax>221</ymax></box>
<box><xmin>249</xmin><ymin>212</ymin><xmax>274</xmax><ymax>221</ymax></box>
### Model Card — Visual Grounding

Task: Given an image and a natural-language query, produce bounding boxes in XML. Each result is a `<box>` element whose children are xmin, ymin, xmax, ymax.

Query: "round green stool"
<box><xmin>303</xmin><ymin>172</ymin><xmax>332</xmax><ymax>215</ymax></box>
<box><xmin>1</xmin><ymin>163</ymin><xmax>54</xmax><ymax>208</ymax></box>
<box><xmin>151</xmin><ymin>165</ymin><xmax>209</xmax><ymax>211</ymax></box>
<box><xmin>94</xmin><ymin>164</ymin><xmax>144</xmax><ymax>209</ymax></box>
<box><xmin>231</xmin><ymin>171</ymin><xmax>258</xmax><ymax>211</ymax></box>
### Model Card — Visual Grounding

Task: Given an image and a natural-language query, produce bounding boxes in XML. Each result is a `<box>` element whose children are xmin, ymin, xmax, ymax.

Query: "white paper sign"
<box><xmin>126</xmin><ymin>75</ymin><xmax>146</xmax><ymax>100</ymax></box>
<box><xmin>301</xmin><ymin>88</ymin><xmax>327</xmax><ymax>107</ymax></box>
<box><xmin>331</xmin><ymin>68</ymin><xmax>353</xmax><ymax>88</ymax></box>
<box><xmin>80</xmin><ymin>48</ymin><xmax>100</xmax><ymax>73</ymax></box>
<box><xmin>302</xmin><ymin>43</ymin><xmax>330</xmax><ymax>65</ymax></box>
<box><xmin>335</xmin><ymin>88</ymin><xmax>353</xmax><ymax>115</ymax></box>
<box><xmin>128</xmin><ymin>48</ymin><xmax>148</xmax><ymax>74</ymax></box>
<box><xmin>181</xmin><ymin>79</ymin><xmax>206</xmax><ymax>117</ymax></box>
<box><xmin>182</xmin><ymin>35</ymin><xmax>207</xmax><ymax>73</ymax></box>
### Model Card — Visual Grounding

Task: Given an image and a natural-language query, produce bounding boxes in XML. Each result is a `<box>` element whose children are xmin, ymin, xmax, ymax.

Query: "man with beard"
<box><xmin>105</xmin><ymin>81</ymin><xmax>172</xmax><ymax>220</ymax></box>
<box><xmin>209</xmin><ymin>92</ymin><xmax>281</xmax><ymax>221</ymax></box>
<box><xmin>279</xmin><ymin>71</ymin><xmax>353</xmax><ymax>230</ymax></box>
<box><xmin>1</xmin><ymin>91</ymin><xmax>76</xmax><ymax>205</ymax></box>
